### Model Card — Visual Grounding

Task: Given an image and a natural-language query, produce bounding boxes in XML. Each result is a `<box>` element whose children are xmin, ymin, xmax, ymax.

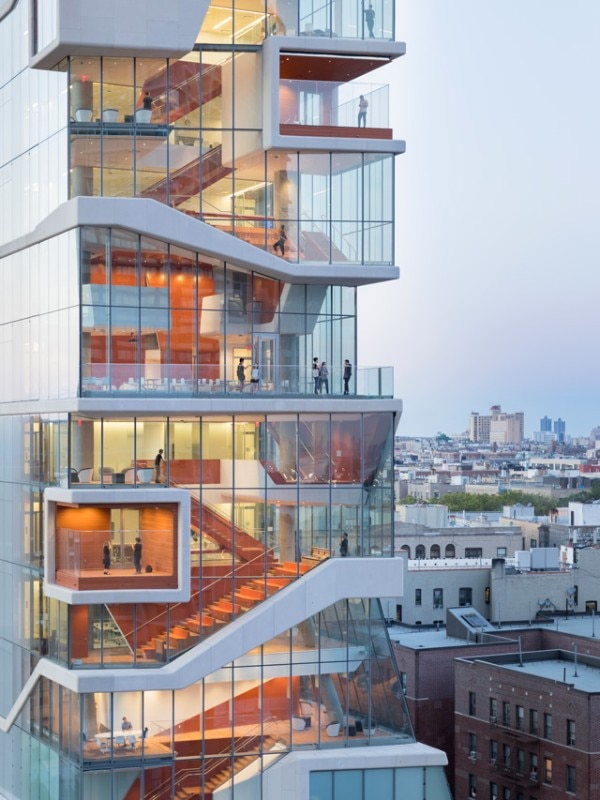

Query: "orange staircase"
<box><xmin>135</xmin><ymin>561</ymin><xmax>313</xmax><ymax>662</ymax></box>
<box><xmin>141</xmin><ymin>145</ymin><xmax>232</xmax><ymax>205</ymax></box>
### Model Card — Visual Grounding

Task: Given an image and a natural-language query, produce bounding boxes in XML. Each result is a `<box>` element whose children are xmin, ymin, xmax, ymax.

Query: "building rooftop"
<box><xmin>468</xmin><ymin>650</ymin><xmax>600</xmax><ymax>694</ymax></box>
<box><xmin>388</xmin><ymin>612</ymin><xmax>600</xmax><ymax>650</ymax></box>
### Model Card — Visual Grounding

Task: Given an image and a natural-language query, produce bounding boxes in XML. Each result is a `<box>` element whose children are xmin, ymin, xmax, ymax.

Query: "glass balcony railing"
<box><xmin>280</xmin><ymin>80</ymin><xmax>389</xmax><ymax>131</ymax></box>
<box><xmin>81</xmin><ymin>364</ymin><xmax>394</xmax><ymax>398</ymax></box>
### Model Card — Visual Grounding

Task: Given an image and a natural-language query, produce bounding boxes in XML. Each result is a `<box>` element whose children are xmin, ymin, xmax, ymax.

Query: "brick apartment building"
<box><xmin>455</xmin><ymin>649</ymin><xmax>600</xmax><ymax>800</ymax></box>
<box><xmin>392</xmin><ymin>613</ymin><xmax>600</xmax><ymax>797</ymax></box>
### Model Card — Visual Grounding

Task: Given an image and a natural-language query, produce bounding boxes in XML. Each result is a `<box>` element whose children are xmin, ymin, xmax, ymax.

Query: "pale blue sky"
<box><xmin>358</xmin><ymin>1</ymin><xmax>600</xmax><ymax>438</ymax></box>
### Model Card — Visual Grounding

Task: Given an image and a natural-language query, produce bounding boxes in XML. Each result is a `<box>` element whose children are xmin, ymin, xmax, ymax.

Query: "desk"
<box><xmin>95</xmin><ymin>729</ymin><xmax>142</xmax><ymax>751</ymax></box>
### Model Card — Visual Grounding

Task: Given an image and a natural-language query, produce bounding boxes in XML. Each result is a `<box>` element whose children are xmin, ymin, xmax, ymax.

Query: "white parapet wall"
<box><xmin>30</xmin><ymin>0</ymin><xmax>210</xmax><ymax>69</ymax></box>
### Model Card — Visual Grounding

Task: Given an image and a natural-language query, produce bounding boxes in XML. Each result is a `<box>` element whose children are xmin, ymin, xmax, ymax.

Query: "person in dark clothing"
<box><xmin>142</xmin><ymin>91</ymin><xmax>152</xmax><ymax>110</ymax></box>
<box><xmin>343</xmin><ymin>359</ymin><xmax>352</xmax><ymax>395</ymax></box>
<box><xmin>133</xmin><ymin>537</ymin><xmax>142</xmax><ymax>574</ymax></box>
<box><xmin>102</xmin><ymin>542</ymin><xmax>111</xmax><ymax>574</ymax></box>
<box><xmin>339</xmin><ymin>532</ymin><xmax>349</xmax><ymax>557</ymax></box>
<box><xmin>237</xmin><ymin>358</ymin><xmax>246</xmax><ymax>390</ymax></box>
<box><xmin>154</xmin><ymin>449</ymin><xmax>164</xmax><ymax>483</ymax></box>
<box><xmin>273</xmin><ymin>224</ymin><xmax>287</xmax><ymax>256</ymax></box>
<box><xmin>364</xmin><ymin>3</ymin><xmax>375</xmax><ymax>37</ymax></box>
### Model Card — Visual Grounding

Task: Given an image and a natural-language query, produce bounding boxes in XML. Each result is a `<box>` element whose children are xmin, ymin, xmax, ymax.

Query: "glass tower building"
<box><xmin>0</xmin><ymin>1</ymin><xmax>451</xmax><ymax>798</ymax></box>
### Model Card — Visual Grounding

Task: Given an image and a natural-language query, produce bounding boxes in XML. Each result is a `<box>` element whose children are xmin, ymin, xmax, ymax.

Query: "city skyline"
<box><xmin>359</xmin><ymin>0</ymin><xmax>600</xmax><ymax>437</ymax></box>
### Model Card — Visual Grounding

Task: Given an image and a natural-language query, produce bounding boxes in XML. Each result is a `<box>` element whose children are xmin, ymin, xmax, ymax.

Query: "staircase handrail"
<box><xmin>145</xmin><ymin>721</ymin><xmax>280</xmax><ymax>800</ymax></box>
<box><xmin>119</xmin><ymin>546</ymin><xmax>276</xmax><ymax>640</ymax></box>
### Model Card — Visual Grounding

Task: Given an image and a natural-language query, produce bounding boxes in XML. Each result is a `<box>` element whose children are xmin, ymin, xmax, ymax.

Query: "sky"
<box><xmin>358</xmin><ymin>1</ymin><xmax>600</xmax><ymax>438</ymax></box>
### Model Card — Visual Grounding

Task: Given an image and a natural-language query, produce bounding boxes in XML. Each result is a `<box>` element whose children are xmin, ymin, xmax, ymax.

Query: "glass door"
<box><xmin>254</xmin><ymin>334</ymin><xmax>279</xmax><ymax>392</ymax></box>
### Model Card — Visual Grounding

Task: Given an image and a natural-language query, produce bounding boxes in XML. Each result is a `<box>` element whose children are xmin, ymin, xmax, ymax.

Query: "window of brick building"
<box><xmin>516</xmin><ymin>749</ymin><xmax>525</xmax><ymax>775</ymax></box>
<box><xmin>530</xmin><ymin>753</ymin><xmax>538</xmax><ymax>780</ymax></box>
<box><xmin>489</xmin><ymin>781</ymin><xmax>498</xmax><ymax>800</ymax></box>
<box><xmin>543</xmin><ymin>712</ymin><xmax>552</xmax><ymax>740</ymax></box>
<box><xmin>566</xmin><ymin>765</ymin><xmax>576</xmax><ymax>793</ymax></box>
<box><xmin>543</xmin><ymin>757</ymin><xmax>552</xmax><ymax>785</ymax></box>
<box><xmin>469</xmin><ymin>691</ymin><xmax>476</xmax><ymax>716</ymax></box>
<box><xmin>469</xmin><ymin>773</ymin><xmax>477</xmax><ymax>798</ymax></box>
<box><xmin>489</xmin><ymin>697</ymin><xmax>497</xmax><ymax>722</ymax></box>
<box><xmin>469</xmin><ymin>732</ymin><xmax>477</xmax><ymax>754</ymax></box>
<box><xmin>489</xmin><ymin>740</ymin><xmax>498</xmax><ymax>765</ymax></box>
<box><xmin>566</xmin><ymin>718</ymin><xmax>575</xmax><ymax>746</ymax></box>
<box><xmin>516</xmin><ymin>705</ymin><xmax>524</xmax><ymax>730</ymax></box>
<box><xmin>529</xmin><ymin>708</ymin><xmax>538</xmax><ymax>734</ymax></box>
<box><xmin>502</xmin><ymin>701</ymin><xmax>510</xmax><ymax>726</ymax></box>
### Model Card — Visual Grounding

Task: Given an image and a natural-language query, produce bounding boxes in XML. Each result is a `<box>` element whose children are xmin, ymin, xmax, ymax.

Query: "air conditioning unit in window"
<box><xmin>490</xmin><ymin>715</ymin><xmax>497</xmax><ymax>723</ymax></box>
<box><xmin>469</xmin><ymin>751</ymin><xmax>477</xmax><ymax>761</ymax></box>
<box><xmin>489</xmin><ymin>758</ymin><xmax>497</xmax><ymax>767</ymax></box>
<box><xmin>530</xmin><ymin>772</ymin><xmax>538</xmax><ymax>781</ymax></box>
<box><xmin>568</xmin><ymin>736</ymin><xmax>575</xmax><ymax>746</ymax></box>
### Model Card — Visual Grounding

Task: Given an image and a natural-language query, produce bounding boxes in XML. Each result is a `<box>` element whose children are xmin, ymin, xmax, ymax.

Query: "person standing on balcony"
<box><xmin>312</xmin><ymin>357</ymin><xmax>320</xmax><ymax>394</ymax></box>
<box><xmin>357</xmin><ymin>95</ymin><xmax>369</xmax><ymax>127</ymax></box>
<box><xmin>364</xmin><ymin>3</ymin><xmax>375</xmax><ymax>37</ymax></box>
<box><xmin>154</xmin><ymin>449</ymin><xmax>164</xmax><ymax>483</ymax></box>
<box><xmin>250</xmin><ymin>362</ymin><xmax>260</xmax><ymax>393</ymax></box>
<box><xmin>319</xmin><ymin>361</ymin><xmax>329</xmax><ymax>394</ymax></box>
<box><xmin>237</xmin><ymin>358</ymin><xmax>247</xmax><ymax>390</ymax></box>
<box><xmin>102</xmin><ymin>542</ymin><xmax>111</xmax><ymax>575</ymax></box>
<box><xmin>339</xmin><ymin>532</ymin><xmax>349</xmax><ymax>557</ymax></box>
<box><xmin>343</xmin><ymin>359</ymin><xmax>352</xmax><ymax>395</ymax></box>
<box><xmin>133</xmin><ymin>537</ymin><xmax>142</xmax><ymax>574</ymax></box>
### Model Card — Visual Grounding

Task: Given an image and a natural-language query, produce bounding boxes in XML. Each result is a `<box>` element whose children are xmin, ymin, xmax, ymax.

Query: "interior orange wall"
<box><xmin>141</xmin><ymin>506</ymin><xmax>177</xmax><ymax>574</ymax></box>
<box><xmin>71</xmin><ymin>606</ymin><xmax>89</xmax><ymax>659</ymax></box>
<box><xmin>175</xmin><ymin>676</ymin><xmax>299</xmax><ymax>735</ymax></box>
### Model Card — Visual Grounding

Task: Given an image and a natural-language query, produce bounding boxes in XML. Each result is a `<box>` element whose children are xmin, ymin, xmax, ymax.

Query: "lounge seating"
<box><xmin>137</xmin><ymin>468</ymin><xmax>153</xmax><ymax>483</ymax></box>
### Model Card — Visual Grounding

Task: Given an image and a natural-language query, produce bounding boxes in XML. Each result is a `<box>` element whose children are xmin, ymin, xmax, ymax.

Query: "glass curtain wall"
<box><xmin>67</xmin><ymin>53</ymin><xmax>393</xmax><ymax>265</ymax></box>
<box><xmin>197</xmin><ymin>0</ymin><xmax>396</xmax><ymax>42</ymax></box>
<box><xmin>60</xmin><ymin>411</ymin><xmax>395</xmax><ymax>667</ymax></box>
<box><xmin>44</xmin><ymin>600</ymin><xmax>412</xmax><ymax>797</ymax></box>
<box><xmin>80</xmin><ymin>226</ymin><xmax>358</xmax><ymax>396</ymax></box>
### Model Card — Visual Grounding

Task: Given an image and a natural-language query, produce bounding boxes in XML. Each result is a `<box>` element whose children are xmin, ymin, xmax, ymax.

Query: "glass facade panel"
<box><xmin>64</xmin><ymin>53</ymin><xmax>394</xmax><ymax>265</ymax></box>
<box><xmin>334</xmin><ymin>770</ymin><xmax>362</xmax><ymax>800</ymax></box>
<box><xmin>73</xmin><ymin>226</ymin><xmax>397</xmax><ymax>400</ymax></box>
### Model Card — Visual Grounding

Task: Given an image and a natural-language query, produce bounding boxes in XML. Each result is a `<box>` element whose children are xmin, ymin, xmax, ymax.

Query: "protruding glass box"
<box><xmin>44</xmin><ymin>488</ymin><xmax>191</xmax><ymax>604</ymax></box>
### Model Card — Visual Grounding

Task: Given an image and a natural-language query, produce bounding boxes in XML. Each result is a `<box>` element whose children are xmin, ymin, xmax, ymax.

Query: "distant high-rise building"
<box><xmin>554</xmin><ymin>417</ymin><xmax>566</xmax><ymax>443</ymax></box>
<box><xmin>469</xmin><ymin>406</ymin><xmax>524</xmax><ymax>445</ymax></box>
<box><xmin>540</xmin><ymin>416</ymin><xmax>552</xmax><ymax>432</ymax></box>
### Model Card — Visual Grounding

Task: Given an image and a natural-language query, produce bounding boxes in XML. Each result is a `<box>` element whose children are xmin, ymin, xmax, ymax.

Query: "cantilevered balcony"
<box><xmin>279</xmin><ymin>79</ymin><xmax>391</xmax><ymax>140</ymax></box>
<box><xmin>81</xmin><ymin>363</ymin><xmax>394</xmax><ymax>398</ymax></box>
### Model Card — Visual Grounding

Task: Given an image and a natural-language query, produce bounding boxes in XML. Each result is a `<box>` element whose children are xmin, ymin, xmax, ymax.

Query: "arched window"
<box><xmin>400</xmin><ymin>544</ymin><xmax>410</xmax><ymax>558</ymax></box>
<box><xmin>445</xmin><ymin>543</ymin><xmax>456</xmax><ymax>558</ymax></box>
<box><xmin>430</xmin><ymin>544</ymin><xmax>440</xmax><ymax>559</ymax></box>
<box><xmin>415</xmin><ymin>545</ymin><xmax>425</xmax><ymax>559</ymax></box>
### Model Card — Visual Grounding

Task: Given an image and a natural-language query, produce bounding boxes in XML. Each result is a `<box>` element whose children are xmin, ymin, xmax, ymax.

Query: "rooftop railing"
<box><xmin>81</xmin><ymin>363</ymin><xmax>394</xmax><ymax>398</ymax></box>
